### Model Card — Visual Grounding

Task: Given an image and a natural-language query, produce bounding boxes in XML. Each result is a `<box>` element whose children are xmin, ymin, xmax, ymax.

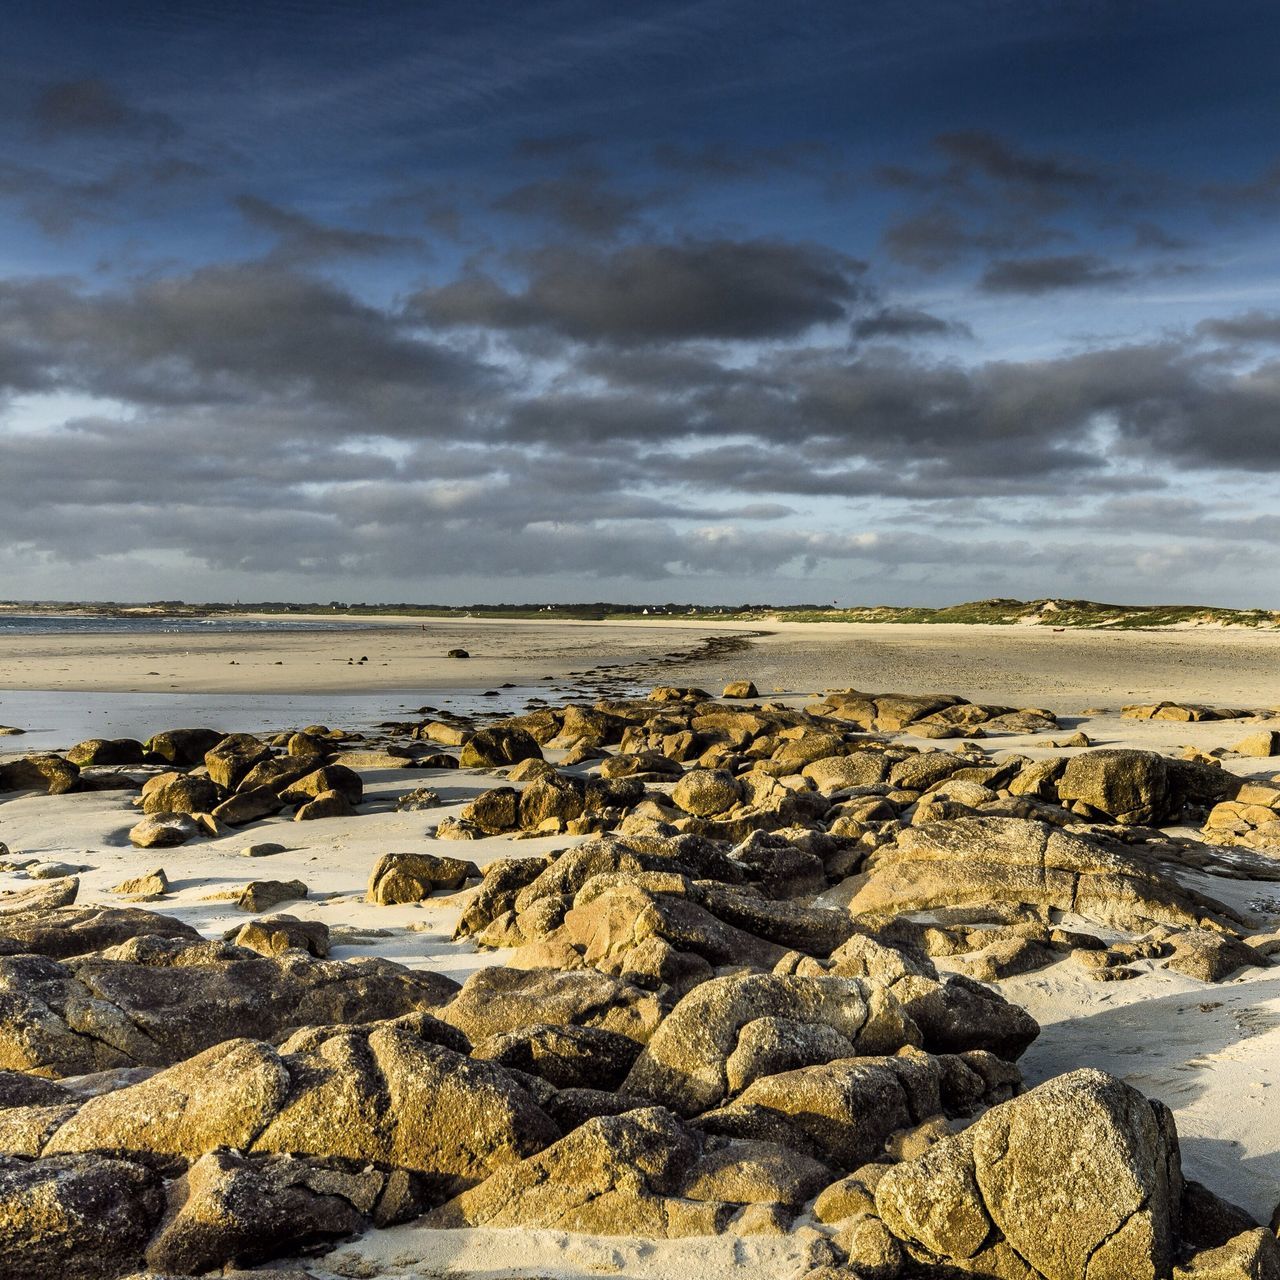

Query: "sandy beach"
<box><xmin>2</xmin><ymin>619</ymin><xmax>1280</xmax><ymax>1276</ymax></box>
<box><xmin>3</xmin><ymin>614</ymin><xmax>1280</xmax><ymax>708</ymax></box>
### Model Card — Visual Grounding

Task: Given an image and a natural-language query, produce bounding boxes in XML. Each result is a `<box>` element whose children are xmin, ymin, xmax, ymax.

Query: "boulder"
<box><xmin>425</xmin><ymin>1106</ymin><xmax>729</xmax><ymax>1237</ymax></box>
<box><xmin>294</xmin><ymin>789</ymin><xmax>355</xmax><ymax>820</ymax></box>
<box><xmin>1234</xmin><ymin>731</ymin><xmax>1280</xmax><ymax>758</ymax></box>
<box><xmin>1058</xmin><ymin>749</ymin><xmax>1173</xmax><ymax>824</ymax></box>
<box><xmin>144</xmin><ymin>729</ymin><xmax>225</xmax><ymax>766</ymax></box>
<box><xmin>0</xmin><ymin>754</ymin><xmax>79</xmax><ymax>795</ymax></box>
<box><xmin>441</xmin><ymin>966</ymin><xmax>665</xmax><ymax>1046</ymax></box>
<box><xmin>0</xmin><ymin>903</ymin><xmax>198</xmax><ymax>960</ymax></box>
<box><xmin>212</xmin><ymin>785</ymin><xmax>285</xmax><ymax>826</ymax></box>
<box><xmin>0</xmin><ymin>937</ymin><xmax>458</xmax><ymax>1077</ymax></box>
<box><xmin>722</xmin><ymin>681</ymin><xmax>759</xmax><ymax>699</ymax></box>
<box><xmin>672</xmin><ymin>769</ymin><xmax>742</xmax><ymax>817</ymax></box>
<box><xmin>65</xmin><ymin>738</ymin><xmax>145</xmax><ymax>767</ymax></box>
<box><xmin>280</xmin><ymin>764</ymin><xmax>363</xmax><ymax>806</ymax></box>
<box><xmin>459</xmin><ymin>726</ymin><xmax>543</xmax><ymax>769</ymax></box>
<box><xmin>204</xmin><ymin>734</ymin><xmax>272</xmax><ymax>789</ymax></box>
<box><xmin>622</xmin><ymin>974</ymin><xmax>919</xmax><ymax>1117</ymax></box>
<box><xmin>0</xmin><ymin>1153</ymin><xmax>163</xmax><ymax>1280</ymax></box>
<box><xmin>129</xmin><ymin>813</ymin><xmax>202</xmax><ymax>849</ymax></box>
<box><xmin>367</xmin><ymin>852</ymin><xmax>478</xmax><ymax>904</ymax></box>
<box><xmin>237</xmin><ymin>880</ymin><xmax>307</xmax><ymax>912</ymax></box>
<box><xmin>848</xmin><ymin>817</ymin><xmax>1237</xmax><ymax>935</ymax></box>
<box><xmin>140</xmin><ymin>772</ymin><xmax>221</xmax><ymax>816</ymax></box>
<box><xmin>471</xmin><ymin>1023</ymin><xmax>642</xmax><ymax>1091</ymax></box>
<box><xmin>875</xmin><ymin>1068</ymin><xmax>1181</xmax><ymax>1280</ymax></box>
<box><xmin>144</xmin><ymin>1150</ymin><xmax>366</xmax><ymax>1273</ymax></box>
<box><xmin>232</xmin><ymin>915</ymin><xmax>330</xmax><ymax>958</ymax></box>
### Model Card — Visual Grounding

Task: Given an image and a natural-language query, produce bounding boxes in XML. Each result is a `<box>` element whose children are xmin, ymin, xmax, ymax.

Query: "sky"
<box><xmin>0</xmin><ymin>0</ymin><xmax>1278</xmax><ymax>607</ymax></box>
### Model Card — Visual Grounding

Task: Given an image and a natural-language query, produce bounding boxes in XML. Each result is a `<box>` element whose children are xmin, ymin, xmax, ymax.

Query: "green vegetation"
<box><xmin>1</xmin><ymin>597</ymin><xmax>1275</xmax><ymax>629</ymax></box>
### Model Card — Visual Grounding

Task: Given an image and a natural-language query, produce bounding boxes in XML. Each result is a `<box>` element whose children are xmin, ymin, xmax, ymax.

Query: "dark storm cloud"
<box><xmin>0</xmin><ymin>266</ymin><xmax>493</xmax><ymax>424</ymax></box>
<box><xmin>30</xmin><ymin>78</ymin><xmax>180</xmax><ymax>142</ymax></box>
<box><xmin>1196</xmin><ymin>311</ymin><xmax>1280</xmax><ymax>345</ymax></box>
<box><xmin>492</xmin><ymin>165</ymin><xmax>652</xmax><ymax>237</ymax></box>
<box><xmin>411</xmin><ymin>239</ymin><xmax>867</xmax><ymax>343</ymax></box>
<box><xmin>234</xmin><ymin>195</ymin><xmax>422</xmax><ymax>262</ymax></box>
<box><xmin>979</xmin><ymin>254</ymin><xmax>1136</xmax><ymax>294</ymax></box>
<box><xmin>852</xmin><ymin>307</ymin><xmax>972</xmax><ymax>340</ymax></box>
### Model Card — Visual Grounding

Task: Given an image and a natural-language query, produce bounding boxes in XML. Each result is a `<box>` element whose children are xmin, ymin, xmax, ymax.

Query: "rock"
<box><xmin>212</xmin><ymin>785</ymin><xmax>285</xmax><ymax>826</ymax></box>
<box><xmin>144</xmin><ymin>1150</ymin><xmax>366</xmax><ymax>1273</ymax></box>
<box><xmin>1058</xmin><ymin>748</ymin><xmax>1173</xmax><ymax>824</ymax></box>
<box><xmin>802</xmin><ymin>752</ymin><xmax>891</xmax><ymax>792</ymax></box>
<box><xmin>848</xmin><ymin>816</ymin><xmax>1236</xmax><ymax>935</ymax></box>
<box><xmin>0</xmin><ymin>1153</ymin><xmax>163</xmax><ymax>1280</ymax></box>
<box><xmin>1175</xmin><ymin>1229</ymin><xmax>1280</xmax><ymax>1279</ymax></box>
<box><xmin>471</xmin><ymin>1023</ymin><xmax>642</xmax><ymax>1091</ymax></box>
<box><xmin>697</xmin><ymin>1048</ymin><xmax>1006</xmax><ymax>1171</ymax></box>
<box><xmin>140</xmin><ymin>772</ymin><xmax>222</xmax><ymax>816</ymax></box>
<box><xmin>280</xmin><ymin>764</ymin><xmax>363</xmax><ymax>806</ymax></box>
<box><xmin>36</xmin><ymin>1019</ymin><xmax>555</xmax><ymax>1190</ymax></box>
<box><xmin>112</xmin><ymin>868</ymin><xmax>169</xmax><ymax>899</ymax></box>
<box><xmin>334</xmin><ymin>749</ymin><xmax>413</xmax><ymax>770</ymax></box>
<box><xmin>622</xmin><ymin>974</ymin><xmax>919</xmax><ymax>1117</ymax></box>
<box><xmin>672</xmin><ymin>769</ymin><xmax>742</xmax><ymax>817</ymax></box>
<box><xmin>1164</xmin><ymin>930</ymin><xmax>1268</xmax><ymax>983</ymax></box>
<box><xmin>462</xmin><ymin>786</ymin><xmax>521</xmax><ymax>833</ymax></box>
<box><xmin>237</xmin><ymin>880</ymin><xmax>308</xmax><ymax>912</ymax></box>
<box><xmin>683</xmin><ymin>1136</ymin><xmax>832</xmax><ymax>1207</ymax></box>
<box><xmin>447</xmin><ymin>648</ymin><xmax>470</xmax><ymax>658</ymax></box>
<box><xmin>1234</xmin><ymin>731</ymin><xmax>1280</xmax><ymax>758</ymax></box>
<box><xmin>875</xmin><ymin>1067</ymin><xmax>1181</xmax><ymax>1280</ymax></box>
<box><xmin>144</xmin><ymin>728</ymin><xmax>225</xmax><ymax>766</ymax></box>
<box><xmin>294</xmin><ymin>789</ymin><xmax>356</xmax><ymax>820</ymax></box>
<box><xmin>460</xmin><ymin>725</ymin><xmax>543</xmax><ymax>769</ymax></box>
<box><xmin>441</xmin><ymin>966</ymin><xmax>665</xmax><ymax>1046</ymax></box>
<box><xmin>395</xmin><ymin>785</ymin><xmax>442</xmax><ymax>811</ymax></box>
<box><xmin>241</xmin><ymin>841</ymin><xmax>288</xmax><ymax>858</ymax></box>
<box><xmin>129</xmin><ymin>813</ymin><xmax>202</xmax><ymax>848</ymax></box>
<box><xmin>813</xmin><ymin>1164</ymin><xmax>889</xmax><ymax>1223</ymax></box>
<box><xmin>426</xmin><ymin>1106</ymin><xmax>728</xmax><ymax>1237</ymax></box>
<box><xmin>65</xmin><ymin>738</ymin><xmax>145</xmax><ymax>766</ymax></box>
<box><xmin>519</xmin><ymin>774</ymin><xmax>587</xmax><ymax>828</ymax></box>
<box><xmin>723</xmin><ymin>681</ymin><xmax>759</xmax><ymax>699</ymax></box>
<box><xmin>232</xmin><ymin>915</ymin><xmax>330</xmax><ymax>958</ymax></box>
<box><xmin>837</xmin><ymin>1212</ymin><xmax>903</xmax><ymax>1279</ymax></box>
<box><xmin>204</xmin><ymin>734</ymin><xmax>272</xmax><ymax>789</ymax></box>
<box><xmin>0</xmin><ymin>903</ymin><xmax>198</xmax><ymax>960</ymax></box>
<box><xmin>0</xmin><ymin>877</ymin><xmax>79</xmax><ymax>918</ymax></box>
<box><xmin>0</xmin><ymin>940</ymin><xmax>458</xmax><ymax>1077</ymax></box>
<box><xmin>0</xmin><ymin>754</ymin><xmax>79</xmax><ymax>795</ymax></box>
<box><xmin>367</xmin><ymin>852</ymin><xmax>479</xmax><ymax>904</ymax></box>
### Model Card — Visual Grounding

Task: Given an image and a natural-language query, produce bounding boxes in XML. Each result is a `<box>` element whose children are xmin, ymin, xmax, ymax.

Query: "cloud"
<box><xmin>0</xmin><ymin>265</ymin><xmax>493</xmax><ymax>425</ymax></box>
<box><xmin>234</xmin><ymin>195</ymin><xmax>422</xmax><ymax>263</ymax></box>
<box><xmin>0</xmin><ymin>157</ymin><xmax>208</xmax><ymax>235</ymax></box>
<box><xmin>30</xmin><ymin>78</ymin><xmax>179</xmax><ymax>142</ymax></box>
<box><xmin>492</xmin><ymin>166</ymin><xmax>652</xmax><ymax>237</ymax></box>
<box><xmin>852</xmin><ymin>306</ymin><xmax>972</xmax><ymax>340</ymax></box>
<box><xmin>979</xmin><ymin>253</ymin><xmax>1135</xmax><ymax>294</ymax></box>
<box><xmin>882</xmin><ymin>205</ymin><xmax>1065</xmax><ymax>271</ymax></box>
<box><xmin>1196</xmin><ymin>310</ymin><xmax>1280</xmax><ymax>345</ymax></box>
<box><xmin>411</xmin><ymin>238</ymin><xmax>867</xmax><ymax>343</ymax></box>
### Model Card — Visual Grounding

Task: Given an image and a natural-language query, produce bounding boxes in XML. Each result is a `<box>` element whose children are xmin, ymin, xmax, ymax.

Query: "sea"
<box><xmin>0</xmin><ymin>613</ymin><xmax>381</xmax><ymax>636</ymax></box>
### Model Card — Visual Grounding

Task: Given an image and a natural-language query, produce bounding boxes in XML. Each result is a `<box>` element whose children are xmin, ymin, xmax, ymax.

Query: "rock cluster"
<box><xmin>1</xmin><ymin>680</ymin><xmax>1278</xmax><ymax>1276</ymax></box>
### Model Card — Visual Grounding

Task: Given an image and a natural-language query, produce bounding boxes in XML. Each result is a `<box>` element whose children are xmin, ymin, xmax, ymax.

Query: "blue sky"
<box><xmin>1</xmin><ymin>0</ymin><xmax>1278</xmax><ymax>605</ymax></box>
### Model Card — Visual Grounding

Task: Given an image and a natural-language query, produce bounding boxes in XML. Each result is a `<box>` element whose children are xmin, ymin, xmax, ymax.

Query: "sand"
<box><xmin>3</xmin><ymin>617</ymin><xmax>1280</xmax><ymax>1274</ymax></box>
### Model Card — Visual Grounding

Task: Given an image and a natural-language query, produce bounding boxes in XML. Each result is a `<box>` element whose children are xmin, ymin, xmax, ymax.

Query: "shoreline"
<box><xmin>4</xmin><ymin>616</ymin><xmax>1278</xmax><ymax>710</ymax></box>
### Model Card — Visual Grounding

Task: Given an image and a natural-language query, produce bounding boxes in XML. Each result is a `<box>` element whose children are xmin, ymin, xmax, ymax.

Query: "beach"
<box><xmin>2</xmin><ymin>617</ymin><xmax>1279</xmax><ymax>1276</ymax></box>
